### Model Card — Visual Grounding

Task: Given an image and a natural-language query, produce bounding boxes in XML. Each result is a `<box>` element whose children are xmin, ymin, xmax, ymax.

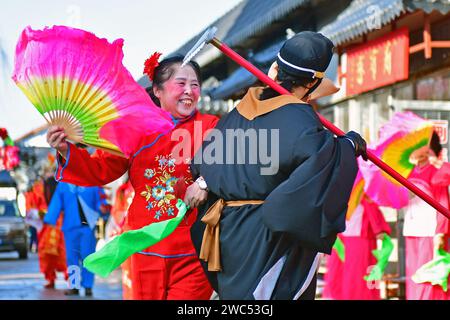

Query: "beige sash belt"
<box><xmin>199</xmin><ymin>199</ymin><xmax>264</xmax><ymax>272</ymax></box>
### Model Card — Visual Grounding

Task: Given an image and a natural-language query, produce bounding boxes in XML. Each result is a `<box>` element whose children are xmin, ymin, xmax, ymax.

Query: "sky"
<box><xmin>0</xmin><ymin>0</ymin><xmax>242</xmax><ymax>139</ymax></box>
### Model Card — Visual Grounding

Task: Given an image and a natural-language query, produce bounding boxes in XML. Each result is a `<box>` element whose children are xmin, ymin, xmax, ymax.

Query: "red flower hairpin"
<box><xmin>143</xmin><ymin>52</ymin><xmax>162</xmax><ymax>81</ymax></box>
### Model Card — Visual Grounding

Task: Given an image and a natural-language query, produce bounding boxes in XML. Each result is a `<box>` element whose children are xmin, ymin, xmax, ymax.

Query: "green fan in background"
<box><xmin>364</xmin><ymin>234</ymin><xmax>394</xmax><ymax>282</ymax></box>
<box><xmin>412</xmin><ymin>249</ymin><xmax>450</xmax><ymax>292</ymax></box>
<box><xmin>332</xmin><ymin>236</ymin><xmax>345</xmax><ymax>262</ymax></box>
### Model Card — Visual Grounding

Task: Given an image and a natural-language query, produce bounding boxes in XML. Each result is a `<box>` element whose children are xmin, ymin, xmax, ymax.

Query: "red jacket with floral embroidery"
<box><xmin>55</xmin><ymin>112</ymin><xmax>218</xmax><ymax>255</ymax></box>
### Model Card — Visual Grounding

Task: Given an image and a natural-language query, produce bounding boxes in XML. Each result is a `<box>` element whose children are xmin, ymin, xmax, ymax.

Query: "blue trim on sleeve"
<box><xmin>132</xmin><ymin>133</ymin><xmax>165</xmax><ymax>158</ymax></box>
<box><xmin>132</xmin><ymin>110</ymin><xmax>197</xmax><ymax>159</ymax></box>
<box><xmin>170</xmin><ymin>114</ymin><xmax>180</xmax><ymax>126</ymax></box>
<box><xmin>55</xmin><ymin>142</ymin><xmax>71</xmax><ymax>182</ymax></box>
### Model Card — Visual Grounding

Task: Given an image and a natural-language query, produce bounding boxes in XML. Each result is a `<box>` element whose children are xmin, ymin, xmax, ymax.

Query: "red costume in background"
<box><xmin>26</xmin><ymin>180</ymin><xmax>67</xmax><ymax>285</ymax></box>
<box><xmin>403</xmin><ymin>163</ymin><xmax>449</xmax><ymax>300</ymax></box>
<box><xmin>38</xmin><ymin>218</ymin><xmax>68</xmax><ymax>284</ymax></box>
<box><xmin>55</xmin><ymin>112</ymin><xmax>217</xmax><ymax>299</ymax></box>
<box><xmin>323</xmin><ymin>196</ymin><xmax>391</xmax><ymax>300</ymax></box>
<box><xmin>110</xmin><ymin>179</ymin><xmax>134</xmax><ymax>299</ymax></box>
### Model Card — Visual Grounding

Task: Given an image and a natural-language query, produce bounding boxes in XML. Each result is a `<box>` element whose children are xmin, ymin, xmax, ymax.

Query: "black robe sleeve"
<box><xmin>261</xmin><ymin>125</ymin><xmax>358</xmax><ymax>254</ymax></box>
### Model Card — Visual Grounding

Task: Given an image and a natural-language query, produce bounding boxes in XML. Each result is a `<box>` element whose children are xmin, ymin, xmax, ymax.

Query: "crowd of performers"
<box><xmin>24</xmin><ymin>157</ymin><xmax>68</xmax><ymax>289</ymax></box>
<box><xmin>21</xmin><ymin>30</ymin><xmax>449</xmax><ymax>300</ymax></box>
<box><xmin>24</xmin><ymin>154</ymin><xmax>110</xmax><ymax>296</ymax></box>
<box><xmin>323</xmin><ymin>132</ymin><xmax>450</xmax><ymax>300</ymax></box>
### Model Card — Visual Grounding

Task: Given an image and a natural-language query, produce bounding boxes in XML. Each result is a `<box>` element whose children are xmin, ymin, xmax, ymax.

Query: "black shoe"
<box><xmin>85</xmin><ymin>288</ymin><xmax>93</xmax><ymax>297</ymax></box>
<box><xmin>64</xmin><ymin>288</ymin><xmax>79</xmax><ymax>296</ymax></box>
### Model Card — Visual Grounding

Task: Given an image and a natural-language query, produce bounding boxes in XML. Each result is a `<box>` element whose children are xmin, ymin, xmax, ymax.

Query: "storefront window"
<box><xmin>319</xmin><ymin>107</ymin><xmax>334</xmax><ymax>124</ymax></box>
<box><xmin>355</xmin><ymin>90</ymin><xmax>392</xmax><ymax>142</ymax></box>
<box><xmin>394</xmin><ymin>83</ymin><xmax>414</xmax><ymax>101</ymax></box>
<box><xmin>334</xmin><ymin>101</ymin><xmax>349</xmax><ymax>132</ymax></box>
<box><xmin>416</xmin><ymin>70</ymin><xmax>450</xmax><ymax>100</ymax></box>
<box><xmin>374</xmin><ymin>90</ymin><xmax>392</xmax><ymax>135</ymax></box>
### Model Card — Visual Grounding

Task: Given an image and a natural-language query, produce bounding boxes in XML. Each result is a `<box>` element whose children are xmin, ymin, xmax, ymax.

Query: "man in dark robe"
<box><xmin>185</xmin><ymin>31</ymin><xmax>366</xmax><ymax>300</ymax></box>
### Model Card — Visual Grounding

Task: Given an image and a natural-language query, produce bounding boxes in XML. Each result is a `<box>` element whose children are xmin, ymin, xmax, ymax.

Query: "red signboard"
<box><xmin>431</xmin><ymin>119</ymin><xmax>448</xmax><ymax>144</ymax></box>
<box><xmin>346</xmin><ymin>27</ymin><xmax>409</xmax><ymax>96</ymax></box>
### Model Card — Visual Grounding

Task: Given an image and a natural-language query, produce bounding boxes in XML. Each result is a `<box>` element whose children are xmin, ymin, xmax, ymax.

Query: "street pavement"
<box><xmin>0</xmin><ymin>251</ymin><xmax>122</xmax><ymax>300</ymax></box>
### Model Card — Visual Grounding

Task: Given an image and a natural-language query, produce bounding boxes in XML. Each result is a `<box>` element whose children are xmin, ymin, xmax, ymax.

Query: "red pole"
<box><xmin>210</xmin><ymin>38</ymin><xmax>450</xmax><ymax>219</ymax></box>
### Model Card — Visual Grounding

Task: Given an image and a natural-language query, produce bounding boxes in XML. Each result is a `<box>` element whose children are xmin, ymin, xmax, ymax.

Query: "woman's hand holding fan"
<box><xmin>47</xmin><ymin>126</ymin><xmax>68</xmax><ymax>158</ymax></box>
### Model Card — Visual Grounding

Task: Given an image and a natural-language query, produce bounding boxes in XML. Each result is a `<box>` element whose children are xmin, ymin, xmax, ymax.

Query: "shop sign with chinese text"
<box><xmin>346</xmin><ymin>27</ymin><xmax>409</xmax><ymax>96</ymax></box>
<box><xmin>431</xmin><ymin>119</ymin><xmax>448</xmax><ymax>144</ymax></box>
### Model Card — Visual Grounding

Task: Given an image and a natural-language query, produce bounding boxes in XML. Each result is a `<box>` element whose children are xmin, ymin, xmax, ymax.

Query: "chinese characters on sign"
<box><xmin>346</xmin><ymin>27</ymin><xmax>409</xmax><ymax>96</ymax></box>
<box><xmin>431</xmin><ymin>119</ymin><xmax>448</xmax><ymax>162</ymax></box>
<box><xmin>432</xmin><ymin>120</ymin><xmax>448</xmax><ymax>145</ymax></box>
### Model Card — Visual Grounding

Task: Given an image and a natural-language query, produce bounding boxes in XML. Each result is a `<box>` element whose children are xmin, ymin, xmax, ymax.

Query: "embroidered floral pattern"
<box><xmin>152</xmin><ymin>185</ymin><xmax>166</xmax><ymax>200</ymax></box>
<box><xmin>140</xmin><ymin>154</ymin><xmax>192</xmax><ymax>220</ymax></box>
<box><xmin>144</xmin><ymin>169</ymin><xmax>155</xmax><ymax>179</ymax></box>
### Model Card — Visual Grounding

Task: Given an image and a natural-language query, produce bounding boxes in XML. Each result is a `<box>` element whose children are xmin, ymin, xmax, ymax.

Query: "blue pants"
<box><xmin>64</xmin><ymin>226</ymin><xmax>96</xmax><ymax>289</ymax></box>
<box><xmin>29</xmin><ymin>226</ymin><xmax>38</xmax><ymax>250</ymax></box>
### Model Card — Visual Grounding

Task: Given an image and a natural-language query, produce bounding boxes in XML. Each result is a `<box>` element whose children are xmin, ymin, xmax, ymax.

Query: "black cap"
<box><xmin>276</xmin><ymin>31</ymin><xmax>334</xmax><ymax>79</ymax></box>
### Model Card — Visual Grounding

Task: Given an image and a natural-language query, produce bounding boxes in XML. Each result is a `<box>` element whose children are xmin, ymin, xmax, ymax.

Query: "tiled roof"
<box><xmin>320</xmin><ymin>0</ymin><xmax>450</xmax><ymax>46</ymax></box>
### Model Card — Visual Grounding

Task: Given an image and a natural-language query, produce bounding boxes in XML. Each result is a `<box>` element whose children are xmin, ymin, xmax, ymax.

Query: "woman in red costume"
<box><xmin>46</xmin><ymin>55</ymin><xmax>218</xmax><ymax>299</ymax></box>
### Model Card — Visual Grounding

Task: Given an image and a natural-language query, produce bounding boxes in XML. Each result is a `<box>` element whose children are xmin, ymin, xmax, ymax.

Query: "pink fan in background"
<box><xmin>346</xmin><ymin>170</ymin><xmax>365</xmax><ymax>220</ymax></box>
<box><xmin>358</xmin><ymin>111</ymin><xmax>434</xmax><ymax>209</ymax></box>
<box><xmin>12</xmin><ymin>25</ymin><xmax>174</xmax><ymax>158</ymax></box>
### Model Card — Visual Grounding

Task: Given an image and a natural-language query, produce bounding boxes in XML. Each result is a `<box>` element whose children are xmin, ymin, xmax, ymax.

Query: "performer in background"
<box><xmin>37</xmin><ymin>157</ymin><xmax>68</xmax><ymax>289</ymax></box>
<box><xmin>24</xmin><ymin>181</ymin><xmax>45</xmax><ymax>253</ymax></box>
<box><xmin>108</xmin><ymin>176</ymin><xmax>134</xmax><ymax>299</ymax></box>
<box><xmin>323</xmin><ymin>192</ymin><xmax>391</xmax><ymax>300</ymax></box>
<box><xmin>44</xmin><ymin>181</ymin><xmax>108</xmax><ymax>297</ymax></box>
<box><xmin>403</xmin><ymin>132</ymin><xmax>449</xmax><ymax>300</ymax></box>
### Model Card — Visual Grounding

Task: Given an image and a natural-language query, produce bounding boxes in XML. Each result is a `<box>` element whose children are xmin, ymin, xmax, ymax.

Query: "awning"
<box><xmin>320</xmin><ymin>0</ymin><xmax>450</xmax><ymax>47</ymax></box>
<box><xmin>208</xmin><ymin>67</ymin><xmax>257</xmax><ymax>100</ymax></box>
<box><xmin>137</xmin><ymin>1</ymin><xmax>309</xmax><ymax>85</ymax></box>
<box><xmin>320</xmin><ymin>0</ymin><xmax>406</xmax><ymax>46</ymax></box>
<box><xmin>253</xmin><ymin>40</ymin><xmax>285</xmax><ymax>66</ymax></box>
<box><xmin>207</xmin><ymin>34</ymin><xmax>346</xmax><ymax>101</ymax></box>
<box><xmin>209</xmin><ymin>51</ymin><xmax>340</xmax><ymax>102</ymax></box>
<box><xmin>208</xmin><ymin>37</ymin><xmax>287</xmax><ymax>100</ymax></box>
<box><xmin>171</xmin><ymin>0</ymin><xmax>309</xmax><ymax>66</ymax></box>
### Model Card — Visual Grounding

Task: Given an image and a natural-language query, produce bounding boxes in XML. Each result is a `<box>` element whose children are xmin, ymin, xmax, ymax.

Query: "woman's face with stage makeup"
<box><xmin>154</xmin><ymin>64</ymin><xmax>201</xmax><ymax>119</ymax></box>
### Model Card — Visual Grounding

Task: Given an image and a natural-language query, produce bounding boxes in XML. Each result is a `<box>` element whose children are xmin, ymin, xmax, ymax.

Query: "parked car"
<box><xmin>0</xmin><ymin>199</ymin><xmax>28</xmax><ymax>259</ymax></box>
